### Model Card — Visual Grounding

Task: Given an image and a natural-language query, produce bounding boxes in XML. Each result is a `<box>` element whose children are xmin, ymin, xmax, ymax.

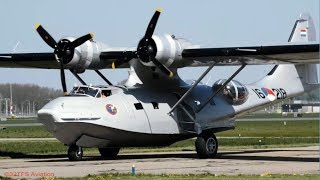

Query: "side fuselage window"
<box><xmin>101</xmin><ymin>90</ymin><xmax>112</xmax><ymax>98</ymax></box>
<box><xmin>151</xmin><ymin>102</ymin><xmax>159</xmax><ymax>109</ymax></box>
<box><xmin>134</xmin><ymin>103</ymin><xmax>144</xmax><ymax>110</ymax></box>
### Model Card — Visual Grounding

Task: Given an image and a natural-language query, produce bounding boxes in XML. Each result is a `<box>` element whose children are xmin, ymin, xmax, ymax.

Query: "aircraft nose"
<box><xmin>37</xmin><ymin>99</ymin><xmax>62</xmax><ymax>132</ymax></box>
<box><xmin>38</xmin><ymin>109</ymin><xmax>57</xmax><ymax>132</ymax></box>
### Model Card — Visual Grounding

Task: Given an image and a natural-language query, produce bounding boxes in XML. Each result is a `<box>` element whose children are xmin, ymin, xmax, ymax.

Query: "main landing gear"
<box><xmin>195</xmin><ymin>133</ymin><xmax>218</xmax><ymax>159</ymax></box>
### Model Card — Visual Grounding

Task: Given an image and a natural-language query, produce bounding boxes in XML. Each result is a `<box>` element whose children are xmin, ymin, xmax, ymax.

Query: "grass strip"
<box><xmin>0</xmin><ymin>120</ymin><xmax>318</xmax><ymax>138</ymax></box>
<box><xmin>0</xmin><ymin>137</ymin><xmax>318</xmax><ymax>158</ymax></box>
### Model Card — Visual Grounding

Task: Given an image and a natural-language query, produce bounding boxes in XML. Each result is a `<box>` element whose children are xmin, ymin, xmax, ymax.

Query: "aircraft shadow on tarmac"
<box><xmin>1</xmin><ymin>149</ymin><xmax>317</xmax><ymax>163</ymax></box>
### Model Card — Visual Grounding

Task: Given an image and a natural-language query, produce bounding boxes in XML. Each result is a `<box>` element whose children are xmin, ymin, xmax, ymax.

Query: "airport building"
<box><xmin>282</xmin><ymin>101</ymin><xmax>320</xmax><ymax>113</ymax></box>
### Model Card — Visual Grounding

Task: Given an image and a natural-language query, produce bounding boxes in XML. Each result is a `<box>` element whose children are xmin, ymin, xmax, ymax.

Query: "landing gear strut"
<box><xmin>98</xmin><ymin>147</ymin><xmax>120</xmax><ymax>159</ymax></box>
<box><xmin>195</xmin><ymin>132</ymin><xmax>218</xmax><ymax>159</ymax></box>
<box><xmin>68</xmin><ymin>145</ymin><xmax>83</xmax><ymax>161</ymax></box>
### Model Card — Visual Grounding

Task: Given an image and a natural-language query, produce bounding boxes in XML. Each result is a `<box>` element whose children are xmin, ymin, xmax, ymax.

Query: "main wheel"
<box><xmin>98</xmin><ymin>147</ymin><xmax>120</xmax><ymax>159</ymax></box>
<box><xmin>68</xmin><ymin>145</ymin><xmax>83</xmax><ymax>161</ymax></box>
<box><xmin>195</xmin><ymin>133</ymin><xmax>218</xmax><ymax>159</ymax></box>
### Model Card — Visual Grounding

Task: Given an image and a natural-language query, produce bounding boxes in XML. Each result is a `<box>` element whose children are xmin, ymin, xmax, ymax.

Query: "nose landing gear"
<box><xmin>68</xmin><ymin>145</ymin><xmax>83</xmax><ymax>161</ymax></box>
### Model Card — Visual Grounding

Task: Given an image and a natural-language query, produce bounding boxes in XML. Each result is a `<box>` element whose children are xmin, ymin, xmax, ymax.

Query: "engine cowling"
<box><xmin>140</xmin><ymin>34</ymin><xmax>198</xmax><ymax>68</ymax></box>
<box><xmin>213</xmin><ymin>79</ymin><xmax>249</xmax><ymax>105</ymax></box>
<box><xmin>61</xmin><ymin>37</ymin><xmax>97</xmax><ymax>73</ymax></box>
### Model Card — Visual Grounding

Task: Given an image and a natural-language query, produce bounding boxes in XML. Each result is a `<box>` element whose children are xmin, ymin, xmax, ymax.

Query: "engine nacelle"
<box><xmin>142</xmin><ymin>34</ymin><xmax>198</xmax><ymax>67</ymax></box>
<box><xmin>62</xmin><ymin>37</ymin><xmax>98</xmax><ymax>74</ymax></box>
<box><xmin>213</xmin><ymin>79</ymin><xmax>249</xmax><ymax>105</ymax></box>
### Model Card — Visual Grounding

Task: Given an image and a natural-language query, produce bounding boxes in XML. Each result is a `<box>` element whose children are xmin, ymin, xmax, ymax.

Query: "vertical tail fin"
<box><xmin>289</xmin><ymin>13</ymin><xmax>319</xmax><ymax>85</ymax></box>
<box><xmin>288</xmin><ymin>13</ymin><xmax>316</xmax><ymax>42</ymax></box>
<box><xmin>255</xmin><ymin>13</ymin><xmax>319</xmax><ymax>94</ymax></box>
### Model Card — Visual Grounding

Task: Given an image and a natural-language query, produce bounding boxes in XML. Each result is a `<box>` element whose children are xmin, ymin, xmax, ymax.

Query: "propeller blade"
<box><xmin>59</xmin><ymin>62</ymin><xmax>68</xmax><ymax>95</ymax></box>
<box><xmin>71</xmin><ymin>33</ymin><xmax>94</xmax><ymax>48</ymax></box>
<box><xmin>151</xmin><ymin>57</ymin><xmax>173</xmax><ymax>78</ymax></box>
<box><xmin>145</xmin><ymin>8</ymin><xmax>161</xmax><ymax>38</ymax></box>
<box><xmin>35</xmin><ymin>24</ymin><xmax>57</xmax><ymax>49</ymax></box>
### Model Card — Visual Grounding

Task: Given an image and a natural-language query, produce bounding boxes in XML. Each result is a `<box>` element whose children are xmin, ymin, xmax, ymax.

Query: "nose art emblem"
<box><xmin>106</xmin><ymin>104</ymin><xmax>117</xmax><ymax>115</ymax></box>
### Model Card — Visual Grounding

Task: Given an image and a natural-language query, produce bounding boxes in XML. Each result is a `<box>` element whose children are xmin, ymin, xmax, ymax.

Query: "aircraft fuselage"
<box><xmin>38</xmin><ymin>79</ymin><xmax>298</xmax><ymax>148</ymax></box>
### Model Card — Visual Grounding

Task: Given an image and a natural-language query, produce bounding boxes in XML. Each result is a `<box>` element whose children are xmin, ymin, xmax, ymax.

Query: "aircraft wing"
<box><xmin>0</xmin><ymin>43</ymin><xmax>318</xmax><ymax>69</ymax></box>
<box><xmin>0</xmin><ymin>52</ymin><xmax>58</xmax><ymax>69</ymax></box>
<box><xmin>0</xmin><ymin>10</ymin><xmax>318</xmax><ymax>70</ymax></box>
<box><xmin>181</xmin><ymin>43</ymin><xmax>319</xmax><ymax>66</ymax></box>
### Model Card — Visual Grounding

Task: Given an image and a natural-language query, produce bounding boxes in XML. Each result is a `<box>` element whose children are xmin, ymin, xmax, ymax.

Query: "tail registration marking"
<box><xmin>252</xmin><ymin>88</ymin><xmax>287</xmax><ymax>101</ymax></box>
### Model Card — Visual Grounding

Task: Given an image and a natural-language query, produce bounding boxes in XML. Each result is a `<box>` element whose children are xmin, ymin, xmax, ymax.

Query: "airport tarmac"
<box><xmin>0</xmin><ymin>146</ymin><xmax>318</xmax><ymax>179</ymax></box>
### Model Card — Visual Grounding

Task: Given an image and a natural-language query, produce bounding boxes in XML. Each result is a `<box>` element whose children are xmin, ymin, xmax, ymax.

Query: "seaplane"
<box><xmin>0</xmin><ymin>9</ymin><xmax>318</xmax><ymax>160</ymax></box>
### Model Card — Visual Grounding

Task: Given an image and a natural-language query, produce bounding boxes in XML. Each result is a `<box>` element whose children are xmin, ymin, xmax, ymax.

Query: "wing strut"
<box><xmin>168</xmin><ymin>62</ymin><xmax>218</xmax><ymax>114</ymax></box>
<box><xmin>70</xmin><ymin>70</ymin><xmax>87</xmax><ymax>85</ymax></box>
<box><xmin>196</xmin><ymin>64</ymin><xmax>246</xmax><ymax>113</ymax></box>
<box><xmin>95</xmin><ymin>70</ymin><xmax>113</xmax><ymax>86</ymax></box>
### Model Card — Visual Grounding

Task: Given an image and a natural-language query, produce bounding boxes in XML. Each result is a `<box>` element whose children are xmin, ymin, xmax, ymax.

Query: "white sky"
<box><xmin>0</xmin><ymin>0</ymin><xmax>318</xmax><ymax>89</ymax></box>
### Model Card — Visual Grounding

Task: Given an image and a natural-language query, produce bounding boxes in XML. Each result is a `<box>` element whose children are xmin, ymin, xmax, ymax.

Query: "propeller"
<box><xmin>108</xmin><ymin>8</ymin><xmax>173</xmax><ymax>77</ymax></box>
<box><xmin>35</xmin><ymin>24</ymin><xmax>94</xmax><ymax>95</ymax></box>
<box><xmin>136</xmin><ymin>8</ymin><xmax>173</xmax><ymax>77</ymax></box>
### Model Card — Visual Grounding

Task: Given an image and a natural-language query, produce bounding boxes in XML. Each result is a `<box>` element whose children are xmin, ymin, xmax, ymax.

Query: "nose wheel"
<box><xmin>68</xmin><ymin>145</ymin><xmax>83</xmax><ymax>161</ymax></box>
<box><xmin>195</xmin><ymin>132</ymin><xmax>218</xmax><ymax>159</ymax></box>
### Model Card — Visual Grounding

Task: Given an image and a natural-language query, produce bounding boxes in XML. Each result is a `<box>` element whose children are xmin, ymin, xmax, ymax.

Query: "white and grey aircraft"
<box><xmin>0</xmin><ymin>9</ymin><xmax>319</xmax><ymax>160</ymax></box>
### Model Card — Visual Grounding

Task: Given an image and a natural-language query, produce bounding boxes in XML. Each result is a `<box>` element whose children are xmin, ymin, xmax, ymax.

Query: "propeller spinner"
<box><xmin>35</xmin><ymin>24</ymin><xmax>94</xmax><ymax>95</ymax></box>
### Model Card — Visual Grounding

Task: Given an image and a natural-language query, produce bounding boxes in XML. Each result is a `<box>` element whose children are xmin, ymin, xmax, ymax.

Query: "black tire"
<box><xmin>68</xmin><ymin>145</ymin><xmax>83</xmax><ymax>161</ymax></box>
<box><xmin>195</xmin><ymin>133</ymin><xmax>218</xmax><ymax>159</ymax></box>
<box><xmin>98</xmin><ymin>147</ymin><xmax>120</xmax><ymax>159</ymax></box>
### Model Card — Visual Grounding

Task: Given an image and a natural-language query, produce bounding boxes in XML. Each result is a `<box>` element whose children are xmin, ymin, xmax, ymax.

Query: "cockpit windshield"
<box><xmin>69</xmin><ymin>85</ymin><xmax>119</xmax><ymax>98</ymax></box>
<box><xmin>70</xmin><ymin>86</ymin><xmax>99</xmax><ymax>97</ymax></box>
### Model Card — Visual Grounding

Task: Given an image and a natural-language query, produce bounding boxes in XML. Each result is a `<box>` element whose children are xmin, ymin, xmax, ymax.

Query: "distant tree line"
<box><xmin>0</xmin><ymin>83</ymin><xmax>62</xmax><ymax>116</ymax></box>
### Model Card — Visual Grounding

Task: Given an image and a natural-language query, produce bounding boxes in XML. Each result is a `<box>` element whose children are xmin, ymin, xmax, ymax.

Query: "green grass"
<box><xmin>0</xmin><ymin>120</ymin><xmax>318</xmax><ymax>138</ymax></box>
<box><xmin>0</xmin><ymin>119</ymin><xmax>37</xmax><ymax>124</ymax></box>
<box><xmin>238</xmin><ymin>113</ymin><xmax>319</xmax><ymax>119</ymax></box>
<box><xmin>218</xmin><ymin>120</ymin><xmax>319</xmax><ymax>137</ymax></box>
<box><xmin>0</xmin><ymin>141</ymin><xmax>66</xmax><ymax>156</ymax></box>
<box><xmin>0</xmin><ymin>126</ymin><xmax>53</xmax><ymax>138</ymax></box>
<box><xmin>0</xmin><ymin>136</ymin><xmax>318</xmax><ymax>158</ymax></box>
<box><xmin>0</xmin><ymin>119</ymin><xmax>318</xmax><ymax>158</ymax></box>
<box><xmin>172</xmin><ymin>137</ymin><xmax>319</xmax><ymax>148</ymax></box>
